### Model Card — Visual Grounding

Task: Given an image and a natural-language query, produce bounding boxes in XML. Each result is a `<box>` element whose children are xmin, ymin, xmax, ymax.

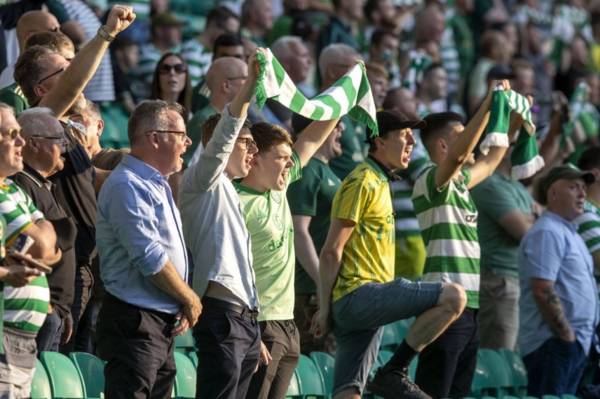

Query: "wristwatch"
<box><xmin>97</xmin><ymin>25</ymin><xmax>115</xmax><ymax>42</ymax></box>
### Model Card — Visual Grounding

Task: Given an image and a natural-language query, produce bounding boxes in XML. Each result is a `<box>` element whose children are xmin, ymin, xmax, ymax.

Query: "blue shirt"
<box><xmin>519</xmin><ymin>211</ymin><xmax>599</xmax><ymax>356</ymax></box>
<box><xmin>97</xmin><ymin>155</ymin><xmax>188</xmax><ymax>314</ymax></box>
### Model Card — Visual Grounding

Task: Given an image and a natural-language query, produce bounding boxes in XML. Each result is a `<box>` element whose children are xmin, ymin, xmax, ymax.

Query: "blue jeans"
<box><xmin>523</xmin><ymin>337</ymin><xmax>587</xmax><ymax>396</ymax></box>
<box><xmin>36</xmin><ymin>311</ymin><xmax>63</xmax><ymax>352</ymax></box>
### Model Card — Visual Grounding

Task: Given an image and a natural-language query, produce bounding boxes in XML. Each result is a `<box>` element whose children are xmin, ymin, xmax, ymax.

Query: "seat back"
<box><xmin>40</xmin><ymin>351</ymin><xmax>86</xmax><ymax>398</ymax></box>
<box><xmin>286</xmin><ymin>369</ymin><xmax>301</xmax><ymax>397</ymax></box>
<box><xmin>470</xmin><ymin>350</ymin><xmax>493</xmax><ymax>396</ymax></box>
<box><xmin>69</xmin><ymin>352</ymin><xmax>105</xmax><ymax>399</ymax></box>
<box><xmin>295</xmin><ymin>354</ymin><xmax>325</xmax><ymax>397</ymax></box>
<box><xmin>175</xmin><ymin>330</ymin><xmax>196</xmax><ymax>354</ymax></box>
<box><xmin>498</xmin><ymin>348</ymin><xmax>528</xmax><ymax>395</ymax></box>
<box><xmin>310</xmin><ymin>351</ymin><xmax>335</xmax><ymax>395</ymax></box>
<box><xmin>380</xmin><ymin>324</ymin><xmax>400</xmax><ymax>351</ymax></box>
<box><xmin>174</xmin><ymin>351</ymin><xmax>197</xmax><ymax>398</ymax></box>
<box><xmin>31</xmin><ymin>359</ymin><xmax>52</xmax><ymax>399</ymax></box>
<box><xmin>187</xmin><ymin>351</ymin><xmax>199</xmax><ymax>368</ymax></box>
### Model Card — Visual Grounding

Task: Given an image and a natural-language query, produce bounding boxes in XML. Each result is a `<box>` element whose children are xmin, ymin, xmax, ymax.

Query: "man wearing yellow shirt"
<box><xmin>312</xmin><ymin>111</ymin><xmax>467</xmax><ymax>399</ymax></box>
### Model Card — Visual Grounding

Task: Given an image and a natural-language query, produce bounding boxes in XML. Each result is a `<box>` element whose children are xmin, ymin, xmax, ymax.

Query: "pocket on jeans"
<box><xmin>547</xmin><ymin>337</ymin><xmax>579</xmax><ymax>356</ymax></box>
<box><xmin>204</xmin><ymin>313</ymin><xmax>232</xmax><ymax>343</ymax></box>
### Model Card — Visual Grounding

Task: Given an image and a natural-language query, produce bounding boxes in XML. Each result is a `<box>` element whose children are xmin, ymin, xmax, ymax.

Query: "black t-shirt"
<box><xmin>12</xmin><ymin>164</ymin><xmax>76</xmax><ymax>317</ymax></box>
<box><xmin>50</xmin><ymin>128</ymin><xmax>97</xmax><ymax>265</ymax></box>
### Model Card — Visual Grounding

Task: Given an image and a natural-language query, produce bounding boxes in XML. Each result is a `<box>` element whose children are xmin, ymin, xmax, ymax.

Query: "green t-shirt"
<box><xmin>412</xmin><ymin>166</ymin><xmax>480</xmax><ymax>309</ymax></box>
<box><xmin>0</xmin><ymin>84</ymin><xmax>29</xmax><ymax>115</ymax></box>
<box><xmin>471</xmin><ymin>172</ymin><xmax>533</xmax><ymax>278</ymax></box>
<box><xmin>235</xmin><ymin>151</ymin><xmax>302</xmax><ymax>321</ymax></box>
<box><xmin>185</xmin><ymin>104</ymin><xmax>218</xmax><ymax>164</ymax></box>
<box><xmin>287</xmin><ymin>157</ymin><xmax>341</xmax><ymax>294</ymax></box>
<box><xmin>329</xmin><ymin>115</ymin><xmax>366</xmax><ymax>180</ymax></box>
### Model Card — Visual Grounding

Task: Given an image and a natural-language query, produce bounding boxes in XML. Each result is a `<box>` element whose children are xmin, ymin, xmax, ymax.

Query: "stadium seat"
<box><xmin>310</xmin><ymin>351</ymin><xmax>335</xmax><ymax>395</ymax></box>
<box><xmin>187</xmin><ymin>351</ymin><xmax>199</xmax><ymax>368</ymax></box>
<box><xmin>175</xmin><ymin>329</ymin><xmax>196</xmax><ymax>354</ymax></box>
<box><xmin>478</xmin><ymin>349</ymin><xmax>512</xmax><ymax>396</ymax></box>
<box><xmin>69</xmin><ymin>352</ymin><xmax>105</xmax><ymax>399</ymax></box>
<box><xmin>393</xmin><ymin>319</ymin><xmax>410</xmax><ymax>342</ymax></box>
<box><xmin>295</xmin><ymin>354</ymin><xmax>326</xmax><ymax>398</ymax></box>
<box><xmin>498</xmin><ymin>348</ymin><xmax>528</xmax><ymax>396</ymax></box>
<box><xmin>40</xmin><ymin>351</ymin><xmax>86</xmax><ymax>398</ymax></box>
<box><xmin>30</xmin><ymin>359</ymin><xmax>52</xmax><ymax>399</ymax></box>
<box><xmin>174</xmin><ymin>351</ymin><xmax>197</xmax><ymax>398</ymax></box>
<box><xmin>380</xmin><ymin>324</ymin><xmax>400</xmax><ymax>351</ymax></box>
<box><xmin>470</xmin><ymin>350</ymin><xmax>493</xmax><ymax>397</ymax></box>
<box><xmin>286</xmin><ymin>369</ymin><xmax>301</xmax><ymax>398</ymax></box>
<box><xmin>408</xmin><ymin>357</ymin><xmax>418</xmax><ymax>381</ymax></box>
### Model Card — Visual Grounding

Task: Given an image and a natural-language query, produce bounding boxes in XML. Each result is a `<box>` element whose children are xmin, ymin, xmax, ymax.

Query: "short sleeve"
<box><xmin>288</xmin><ymin>166</ymin><xmax>320</xmax><ymax>217</ymax></box>
<box><xmin>472</xmin><ymin>178</ymin><xmax>519</xmax><ymax>221</ymax></box>
<box><xmin>331</xmin><ymin>174</ymin><xmax>371</xmax><ymax>224</ymax></box>
<box><xmin>521</xmin><ymin>228</ymin><xmax>564</xmax><ymax>281</ymax></box>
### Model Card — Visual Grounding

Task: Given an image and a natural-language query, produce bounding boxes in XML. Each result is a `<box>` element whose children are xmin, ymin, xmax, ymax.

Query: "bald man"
<box><xmin>186</xmin><ymin>56</ymin><xmax>248</xmax><ymax>163</ymax></box>
<box><xmin>0</xmin><ymin>11</ymin><xmax>61</xmax><ymax>89</ymax></box>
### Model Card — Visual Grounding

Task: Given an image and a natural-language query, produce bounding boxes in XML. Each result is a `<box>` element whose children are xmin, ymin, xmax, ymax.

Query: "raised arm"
<box><xmin>183</xmin><ymin>50</ymin><xmax>261</xmax><ymax>192</ymax></box>
<box><xmin>293</xmin><ymin>118</ymin><xmax>340</xmax><ymax>168</ymax></box>
<box><xmin>434</xmin><ymin>81</ymin><xmax>509</xmax><ymax>189</ymax></box>
<box><xmin>311</xmin><ymin>218</ymin><xmax>355</xmax><ymax>338</ymax></box>
<box><xmin>467</xmin><ymin>105</ymin><xmax>525</xmax><ymax>188</ymax></box>
<box><xmin>40</xmin><ymin>5</ymin><xmax>135</xmax><ymax>117</ymax></box>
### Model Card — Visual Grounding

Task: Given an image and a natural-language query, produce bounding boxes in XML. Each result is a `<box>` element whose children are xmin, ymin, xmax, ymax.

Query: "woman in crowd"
<box><xmin>150</xmin><ymin>52</ymin><xmax>193</xmax><ymax>120</ymax></box>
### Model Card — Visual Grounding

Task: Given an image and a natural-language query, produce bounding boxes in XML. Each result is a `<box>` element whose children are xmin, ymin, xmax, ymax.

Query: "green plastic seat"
<box><xmin>310</xmin><ymin>351</ymin><xmax>335</xmax><ymax>395</ymax></box>
<box><xmin>408</xmin><ymin>357</ymin><xmax>418</xmax><ymax>381</ymax></box>
<box><xmin>39</xmin><ymin>351</ymin><xmax>86</xmax><ymax>398</ymax></box>
<box><xmin>470</xmin><ymin>350</ymin><xmax>492</xmax><ymax>397</ymax></box>
<box><xmin>542</xmin><ymin>396</ymin><xmax>562</xmax><ymax>399</ymax></box>
<box><xmin>380</xmin><ymin>324</ymin><xmax>400</xmax><ymax>351</ymax></box>
<box><xmin>187</xmin><ymin>351</ymin><xmax>199</xmax><ymax>368</ymax></box>
<box><xmin>174</xmin><ymin>352</ymin><xmax>196</xmax><ymax>398</ymax></box>
<box><xmin>31</xmin><ymin>359</ymin><xmax>52</xmax><ymax>399</ymax></box>
<box><xmin>376</xmin><ymin>349</ymin><xmax>394</xmax><ymax>369</ymax></box>
<box><xmin>296</xmin><ymin>354</ymin><xmax>326</xmax><ymax>398</ymax></box>
<box><xmin>286</xmin><ymin>368</ymin><xmax>301</xmax><ymax>398</ymax></box>
<box><xmin>175</xmin><ymin>329</ymin><xmax>196</xmax><ymax>354</ymax></box>
<box><xmin>561</xmin><ymin>395</ymin><xmax>579</xmax><ymax>399</ymax></box>
<box><xmin>394</xmin><ymin>320</ymin><xmax>410</xmax><ymax>342</ymax></box>
<box><xmin>479</xmin><ymin>349</ymin><xmax>512</xmax><ymax>396</ymax></box>
<box><xmin>498</xmin><ymin>348</ymin><xmax>528</xmax><ymax>395</ymax></box>
<box><xmin>69</xmin><ymin>352</ymin><xmax>105</xmax><ymax>399</ymax></box>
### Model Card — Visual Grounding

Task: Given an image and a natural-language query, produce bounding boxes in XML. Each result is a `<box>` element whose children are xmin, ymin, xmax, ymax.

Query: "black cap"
<box><xmin>366</xmin><ymin>110</ymin><xmax>426</xmax><ymax>144</ymax></box>
<box><xmin>536</xmin><ymin>164</ymin><xmax>595</xmax><ymax>205</ymax></box>
<box><xmin>486</xmin><ymin>64</ymin><xmax>516</xmax><ymax>81</ymax></box>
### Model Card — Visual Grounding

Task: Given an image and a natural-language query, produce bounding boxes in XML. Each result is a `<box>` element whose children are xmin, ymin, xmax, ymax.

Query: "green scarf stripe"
<box><xmin>424</xmin><ymin>256</ymin><xmax>480</xmax><ymax>273</ymax></box>
<box><xmin>579</xmin><ymin>220</ymin><xmax>600</xmax><ymax>232</ymax></box>
<box><xmin>466</xmin><ymin>291</ymin><xmax>479</xmax><ymax>308</ymax></box>
<box><xmin>421</xmin><ymin>223</ymin><xmax>478</xmax><ymax>242</ymax></box>
<box><xmin>586</xmin><ymin>236</ymin><xmax>600</xmax><ymax>249</ymax></box>
<box><xmin>4</xmin><ymin>299</ymin><xmax>48</xmax><ymax>313</ymax></box>
<box><xmin>256</xmin><ymin>49</ymin><xmax>378</xmax><ymax>136</ymax></box>
<box><xmin>412</xmin><ymin>193</ymin><xmax>478</xmax><ymax>214</ymax></box>
<box><xmin>396</xmin><ymin>210</ymin><xmax>417</xmax><ymax>218</ymax></box>
<box><xmin>511</xmin><ymin>127</ymin><xmax>545</xmax><ymax>180</ymax></box>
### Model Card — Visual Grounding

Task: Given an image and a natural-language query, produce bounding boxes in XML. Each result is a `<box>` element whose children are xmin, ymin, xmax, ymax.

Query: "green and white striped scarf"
<box><xmin>255</xmin><ymin>49</ymin><xmax>378</xmax><ymax>137</ymax></box>
<box><xmin>563</xmin><ymin>82</ymin><xmax>600</xmax><ymax>142</ymax></box>
<box><xmin>402</xmin><ymin>50</ymin><xmax>432</xmax><ymax>93</ymax></box>
<box><xmin>479</xmin><ymin>89</ymin><xmax>544</xmax><ymax>180</ymax></box>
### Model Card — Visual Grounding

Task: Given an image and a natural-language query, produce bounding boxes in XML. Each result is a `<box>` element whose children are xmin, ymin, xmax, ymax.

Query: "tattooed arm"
<box><xmin>531</xmin><ymin>278</ymin><xmax>575</xmax><ymax>342</ymax></box>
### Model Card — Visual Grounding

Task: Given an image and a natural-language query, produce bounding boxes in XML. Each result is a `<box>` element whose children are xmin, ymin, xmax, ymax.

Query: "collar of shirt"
<box><xmin>121</xmin><ymin>154</ymin><xmax>167</xmax><ymax>184</ymax></box>
<box><xmin>541</xmin><ymin>209</ymin><xmax>578</xmax><ymax>232</ymax></box>
<box><xmin>367</xmin><ymin>156</ymin><xmax>400</xmax><ymax>181</ymax></box>
<box><xmin>19</xmin><ymin>164</ymin><xmax>53</xmax><ymax>191</ymax></box>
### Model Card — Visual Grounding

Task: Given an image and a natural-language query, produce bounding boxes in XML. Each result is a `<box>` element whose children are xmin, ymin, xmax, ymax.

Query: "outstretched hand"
<box><xmin>105</xmin><ymin>5</ymin><xmax>136</xmax><ymax>37</ymax></box>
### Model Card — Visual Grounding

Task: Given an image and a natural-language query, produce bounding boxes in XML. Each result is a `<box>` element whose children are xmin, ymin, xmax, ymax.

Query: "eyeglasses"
<box><xmin>236</xmin><ymin>137</ymin><xmax>257</xmax><ymax>150</ymax></box>
<box><xmin>30</xmin><ymin>134</ymin><xmax>68</xmax><ymax>146</ymax></box>
<box><xmin>146</xmin><ymin>130</ymin><xmax>189</xmax><ymax>141</ymax></box>
<box><xmin>0</xmin><ymin>129</ymin><xmax>21</xmax><ymax>140</ymax></box>
<box><xmin>37</xmin><ymin>67</ymin><xmax>66</xmax><ymax>85</ymax></box>
<box><xmin>159</xmin><ymin>63</ymin><xmax>187</xmax><ymax>75</ymax></box>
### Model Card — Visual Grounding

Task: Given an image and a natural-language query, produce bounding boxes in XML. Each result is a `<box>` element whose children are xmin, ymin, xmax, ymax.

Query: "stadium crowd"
<box><xmin>0</xmin><ymin>0</ymin><xmax>599</xmax><ymax>398</ymax></box>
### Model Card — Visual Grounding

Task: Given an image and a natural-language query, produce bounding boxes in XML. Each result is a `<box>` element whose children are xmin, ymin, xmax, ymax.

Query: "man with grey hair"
<box><xmin>271</xmin><ymin>36</ymin><xmax>313</xmax><ymax>97</ymax></box>
<box><xmin>96</xmin><ymin>100</ymin><xmax>201</xmax><ymax>397</ymax></box>
<box><xmin>318</xmin><ymin>43</ymin><xmax>365</xmax><ymax>179</ymax></box>
<box><xmin>13</xmin><ymin>107</ymin><xmax>77</xmax><ymax>353</ymax></box>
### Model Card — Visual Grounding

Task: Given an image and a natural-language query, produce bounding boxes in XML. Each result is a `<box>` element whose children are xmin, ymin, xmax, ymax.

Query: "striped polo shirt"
<box><xmin>412</xmin><ymin>166</ymin><xmax>480</xmax><ymax>308</ymax></box>
<box><xmin>0</xmin><ymin>179</ymin><xmax>49</xmax><ymax>335</ymax></box>
<box><xmin>181</xmin><ymin>39</ymin><xmax>213</xmax><ymax>87</ymax></box>
<box><xmin>576</xmin><ymin>200</ymin><xmax>600</xmax><ymax>256</ymax></box>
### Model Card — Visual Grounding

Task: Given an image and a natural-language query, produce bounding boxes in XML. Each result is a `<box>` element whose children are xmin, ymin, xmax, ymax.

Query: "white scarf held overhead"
<box><xmin>255</xmin><ymin>48</ymin><xmax>379</xmax><ymax>137</ymax></box>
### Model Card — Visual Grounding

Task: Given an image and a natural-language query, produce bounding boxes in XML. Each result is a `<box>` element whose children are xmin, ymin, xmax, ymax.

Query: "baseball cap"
<box><xmin>151</xmin><ymin>13</ymin><xmax>184</xmax><ymax>27</ymax></box>
<box><xmin>535</xmin><ymin>164</ymin><xmax>595</xmax><ymax>205</ymax></box>
<box><xmin>366</xmin><ymin>110</ymin><xmax>425</xmax><ymax>144</ymax></box>
<box><xmin>486</xmin><ymin>64</ymin><xmax>516</xmax><ymax>81</ymax></box>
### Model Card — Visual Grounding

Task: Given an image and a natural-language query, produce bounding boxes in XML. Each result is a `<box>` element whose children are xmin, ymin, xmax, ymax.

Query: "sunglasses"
<box><xmin>1</xmin><ymin>129</ymin><xmax>21</xmax><ymax>140</ymax></box>
<box><xmin>159</xmin><ymin>63</ymin><xmax>187</xmax><ymax>75</ymax></box>
<box><xmin>38</xmin><ymin>67</ymin><xmax>66</xmax><ymax>85</ymax></box>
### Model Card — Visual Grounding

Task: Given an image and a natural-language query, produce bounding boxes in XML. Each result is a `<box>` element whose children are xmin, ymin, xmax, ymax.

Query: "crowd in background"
<box><xmin>0</xmin><ymin>0</ymin><xmax>599</xmax><ymax>398</ymax></box>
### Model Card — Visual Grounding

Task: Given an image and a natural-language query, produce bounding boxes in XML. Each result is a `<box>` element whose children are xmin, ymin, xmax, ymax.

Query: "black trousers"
<box><xmin>194</xmin><ymin>297</ymin><xmax>261</xmax><ymax>399</ymax></box>
<box><xmin>415</xmin><ymin>308</ymin><xmax>479</xmax><ymax>399</ymax></box>
<box><xmin>96</xmin><ymin>294</ymin><xmax>177</xmax><ymax>399</ymax></box>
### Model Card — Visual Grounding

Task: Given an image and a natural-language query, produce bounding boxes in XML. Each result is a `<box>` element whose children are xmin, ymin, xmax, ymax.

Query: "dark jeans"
<box><xmin>523</xmin><ymin>337</ymin><xmax>587</xmax><ymax>396</ymax></box>
<box><xmin>247</xmin><ymin>320</ymin><xmax>300</xmax><ymax>399</ymax></box>
<box><xmin>415</xmin><ymin>308</ymin><xmax>479</xmax><ymax>399</ymax></box>
<box><xmin>36</xmin><ymin>311</ymin><xmax>63</xmax><ymax>352</ymax></box>
<box><xmin>96</xmin><ymin>294</ymin><xmax>177</xmax><ymax>399</ymax></box>
<box><xmin>193</xmin><ymin>297</ymin><xmax>260</xmax><ymax>399</ymax></box>
<box><xmin>62</xmin><ymin>263</ymin><xmax>94</xmax><ymax>354</ymax></box>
